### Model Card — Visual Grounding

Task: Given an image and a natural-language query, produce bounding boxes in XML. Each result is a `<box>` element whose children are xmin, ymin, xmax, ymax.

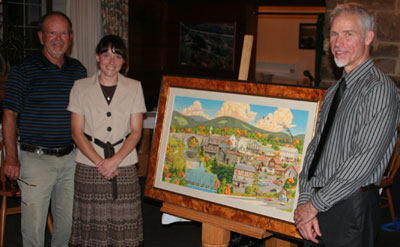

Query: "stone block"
<box><xmin>320</xmin><ymin>55</ymin><xmax>342</xmax><ymax>81</ymax></box>
<box><xmin>376</xmin><ymin>13</ymin><xmax>400</xmax><ymax>42</ymax></box>
<box><xmin>326</xmin><ymin>0</ymin><xmax>341</xmax><ymax>11</ymax></box>
<box><xmin>318</xmin><ymin>80</ymin><xmax>334</xmax><ymax>89</ymax></box>
<box><xmin>352</xmin><ymin>0</ymin><xmax>394</xmax><ymax>10</ymax></box>
<box><xmin>372</xmin><ymin>44</ymin><xmax>399</xmax><ymax>58</ymax></box>
<box><xmin>374</xmin><ymin>58</ymin><xmax>396</xmax><ymax>73</ymax></box>
<box><xmin>389</xmin><ymin>76</ymin><xmax>400</xmax><ymax>89</ymax></box>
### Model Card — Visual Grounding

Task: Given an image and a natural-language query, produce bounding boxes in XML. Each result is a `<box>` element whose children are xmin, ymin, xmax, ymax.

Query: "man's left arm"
<box><xmin>311</xmin><ymin>82</ymin><xmax>399</xmax><ymax>212</ymax></box>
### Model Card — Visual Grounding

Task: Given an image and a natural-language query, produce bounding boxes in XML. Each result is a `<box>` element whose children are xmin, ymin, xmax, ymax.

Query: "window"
<box><xmin>0</xmin><ymin>0</ymin><xmax>48</xmax><ymax>68</ymax></box>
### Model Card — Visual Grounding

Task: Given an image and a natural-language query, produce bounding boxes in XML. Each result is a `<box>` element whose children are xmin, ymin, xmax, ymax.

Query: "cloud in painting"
<box><xmin>255</xmin><ymin>108</ymin><xmax>296</xmax><ymax>132</ymax></box>
<box><xmin>216</xmin><ymin>102</ymin><xmax>257</xmax><ymax>122</ymax></box>
<box><xmin>181</xmin><ymin>100</ymin><xmax>210</xmax><ymax>119</ymax></box>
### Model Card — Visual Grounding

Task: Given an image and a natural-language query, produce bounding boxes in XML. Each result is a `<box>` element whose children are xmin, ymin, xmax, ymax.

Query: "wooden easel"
<box><xmin>161</xmin><ymin>35</ymin><xmax>299</xmax><ymax>247</ymax></box>
<box><xmin>161</xmin><ymin>202</ymin><xmax>271</xmax><ymax>247</ymax></box>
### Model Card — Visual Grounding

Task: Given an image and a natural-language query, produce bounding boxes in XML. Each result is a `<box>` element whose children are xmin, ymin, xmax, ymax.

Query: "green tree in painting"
<box><xmin>295</xmin><ymin>140</ymin><xmax>304</xmax><ymax>154</ymax></box>
<box><xmin>211</xmin><ymin>161</ymin><xmax>234</xmax><ymax>184</ymax></box>
<box><xmin>217</xmin><ymin>178</ymin><xmax>227</xmax><ymax>194</ymax></box>
<box><xmin>165</xmin><ymin>137</ymin><xmax>187</xmax><ymax>174</ymax></box>
<box><xmin>252</xmin><ymin>171</ymin><xmax>260</xmax><ymax>194</ymax></box>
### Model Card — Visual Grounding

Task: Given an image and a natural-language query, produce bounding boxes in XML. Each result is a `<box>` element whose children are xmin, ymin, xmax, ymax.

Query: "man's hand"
<box><xmin>294</xmin><ymin>201</ymin><xmax>321</xmax><ymax>243</ymax></box>
<box><xmin>4</xmin><ymin>158</ymin><xmax>20</xmax><ymax>180</ymax></box>
<box><xmin>2</xmin><ymin>109</ymin><xmax>20</xmax><ymax>181</ymax></box>
<box><xmin>294</xmin><ymin>201</ymin><xmax>319</xmax><ymax>226</ymax></box>
<box><xmin>297</xmin><ymin>217</ymin><xmax>321</xmax><ymax>243</ymax></box>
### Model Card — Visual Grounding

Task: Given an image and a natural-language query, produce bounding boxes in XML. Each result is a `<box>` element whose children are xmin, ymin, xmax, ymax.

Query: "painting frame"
<box><xmin>178</xmin><ymin>22</ymin><xmax>236</xmax><ymax>71</ymax></box>
<box><xmin>145</xmin><ymin>75</ymin><xmax>326</xmax><ymax>238</ymax></box>
<box><xmin>299</xmin><ymin>23</ymin><xmax>317</xmax><ymax>50</ymax></box>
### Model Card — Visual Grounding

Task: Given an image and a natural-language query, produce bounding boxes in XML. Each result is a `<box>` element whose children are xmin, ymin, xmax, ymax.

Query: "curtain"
<box><xmin>100</xmin><ymin>0</ymin><xmax>129</xmax><ymax>45</ymax></box>
<box><xmin>66</xmin><ymin>0</ymin><xmax>102</xmax><ymax>77</ymax></box>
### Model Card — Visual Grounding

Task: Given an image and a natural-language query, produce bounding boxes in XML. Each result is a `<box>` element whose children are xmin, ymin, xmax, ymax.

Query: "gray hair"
<box><xmin>330</xmin><ymin>2</ymin><xmax>374</xmax><ymax>32</ymax></box>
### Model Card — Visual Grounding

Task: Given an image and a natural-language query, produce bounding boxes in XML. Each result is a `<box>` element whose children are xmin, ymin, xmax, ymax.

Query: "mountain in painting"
<box><xmin>189</xmin><ymin>115</ymin><xmax>209</xmax><ymax>122</ymax></box>
<box><xmin>171</xmin><ymin>110</ymin><xmax>303</xmax><ymax>141</ymax></box>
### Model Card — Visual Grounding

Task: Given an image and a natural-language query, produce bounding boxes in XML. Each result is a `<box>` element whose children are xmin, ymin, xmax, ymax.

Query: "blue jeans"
<box><xmin>19</xmin><ymin>149</ymin><xmax>77</xmax><ymax>247</ymax></box>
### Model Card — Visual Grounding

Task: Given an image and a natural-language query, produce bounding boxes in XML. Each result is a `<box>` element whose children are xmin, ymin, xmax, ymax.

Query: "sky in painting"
<box><xmin>173</xmin><ymin>96</ymin><xmax>309</xmax><ymax>136</ymax></box>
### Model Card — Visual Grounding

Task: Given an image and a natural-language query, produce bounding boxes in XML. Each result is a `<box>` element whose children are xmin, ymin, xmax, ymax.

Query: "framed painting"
<box><xmin>145</xmin><ymin>75</ymin><xmax>325</xmax><ymax>237</ymax></box>
<box><xmin>179</xmin><ymin>22</ymin><xmax>236</xmax><ymax>71</ymax></box>
<box><xmin>299</xmin><ymin>23</ymin><xmax>317</xmax><ymax>50</ymax></box>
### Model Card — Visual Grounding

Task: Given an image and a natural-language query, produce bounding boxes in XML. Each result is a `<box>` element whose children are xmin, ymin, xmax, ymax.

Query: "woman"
<box><xmin>68</xmin><ymin>35</ymin><xmax>146</xmax><ymax>246</ymax></box>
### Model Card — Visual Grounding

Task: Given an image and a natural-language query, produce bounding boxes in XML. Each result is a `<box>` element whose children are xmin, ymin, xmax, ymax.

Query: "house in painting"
<box><xmin>232</xmin><ymin>163</ymin><xmax>255</xmax><ymax>188</ymax></box>
<box><xmin>275</xmin><ymin>166</ymin><xmax>286</xmax><ymax>176</ymax></box>
<box><xmin>279</xmin><ymin>146</ymin><xmax>299</xmax><ymax>164</ymax></box>
<box><xmin>247</xmin><ymin>139</ymin><xmax>261</xmax><ymax>154</ymax></box>
<box><xmin>284</xmin><ymin>165</ymin><xmax>300</xmax><ymax>180</ymax></box>
<box><xmin>255</xmin><ymin>155</ymin><xmax>268</xmax><ymax>171</ymax></box>
<box><xmin>261</xmin><ymin>146</ymin><xmax>276</xmax><ymax>159</ymax></box>
<box><xmin>237</xmin><ymin>137</ymin><xmax>248</xmax><ymax>153</ymax></box>
<box><xmin>229</xmin><ymin>135</ymin><xmax>238</xmax><ymax>149</ymax></box>
<box><xmin>267</xmin><ymin>158</ymin><xmax>282</xmax><ymax>174</ymax></box>
<box><xmin>225</xmin><ymin>150</ymin><xmax>241</xmax><ymax>166</ymax></box>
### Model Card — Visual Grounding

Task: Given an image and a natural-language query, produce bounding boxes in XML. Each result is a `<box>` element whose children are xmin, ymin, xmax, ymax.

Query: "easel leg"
<box><xmin>202</xmin><ymin>222</ymin><xmax>230</xmax><ymax>247</ymax></box>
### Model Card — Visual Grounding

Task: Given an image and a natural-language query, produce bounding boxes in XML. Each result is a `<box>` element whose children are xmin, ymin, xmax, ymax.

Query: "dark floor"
<box><xmin>3</xmin><ymin>177</ymin><xmax>400</xmax><ymax>247</ymax></box>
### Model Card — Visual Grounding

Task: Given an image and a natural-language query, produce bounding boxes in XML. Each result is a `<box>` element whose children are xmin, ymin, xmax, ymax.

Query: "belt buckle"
<box><xmin>35</xmin><ymin>147</ymin><xmax>44</xmax><ymax>156</ymax></box>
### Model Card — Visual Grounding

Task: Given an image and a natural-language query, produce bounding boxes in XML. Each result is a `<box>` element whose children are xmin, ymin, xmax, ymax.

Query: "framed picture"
<box><xmin>179</xmin><ymin>22</ymin><xmax>236</xmax><ymax>71</ymax></box>
<box><xmin>299</xmin><ymin>23</ymin><xmax>317</xmax><ymax>50</ymax></box>
<box><xmin>145</xmin><ymin>75</ymin><xmax>325</xmax><ymax>237</ymax></box>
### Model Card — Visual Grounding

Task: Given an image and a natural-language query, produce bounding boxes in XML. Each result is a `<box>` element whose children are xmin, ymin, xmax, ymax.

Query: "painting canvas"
<box><xmin>179</xmin><ymin>22</ymin><xmax>235</xmax><ymax>71</ymax></box>
<box><xmin>153</xmin><ymin>87</ymin><xmax>319</xmax><ymax>223</ymax></box>
<box><xmin>299</xmin><ymin>23</ymin><xmax>317</xmax><ymax>50</ymax></box>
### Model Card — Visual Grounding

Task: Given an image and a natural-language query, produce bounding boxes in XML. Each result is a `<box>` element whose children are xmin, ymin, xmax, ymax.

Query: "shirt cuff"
<box><xmin>310</xmin><ymin>190</ymin><xmax>332</xmax><ymax>212</ymax></box>
<box><xmin>297</xmin><ymin>192</ymin><xmax>313</xmax><ymax>206</ymax></box>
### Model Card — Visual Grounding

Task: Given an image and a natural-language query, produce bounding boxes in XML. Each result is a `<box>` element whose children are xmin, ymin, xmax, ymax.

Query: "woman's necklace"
<box><xmin>99</xmin><ymin>76</ymin><xmax>117</xmax><ymax>105</ymax></box>
<box><xmin>100</xmin><ymin>84</ymin><xmax>117</xmax><ymax>105</ymax></box>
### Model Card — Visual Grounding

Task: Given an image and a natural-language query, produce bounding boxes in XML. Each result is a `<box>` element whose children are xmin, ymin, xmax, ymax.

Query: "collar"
<box><xmin>37</xmin><ymin>50</ymin><xmax>71</xmax><ymax>69</ymax></box>
<box><xmin>94</xmin><ymin>70</ymin><xmax>123</xmax><ymax>86</ymax></box>
<box><xmin>340</xmin><ymin>58</ymin><xmax>374</xmax><ymax>88</ymax></box>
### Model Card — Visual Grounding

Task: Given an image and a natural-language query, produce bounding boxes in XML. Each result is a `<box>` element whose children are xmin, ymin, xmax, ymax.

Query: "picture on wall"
<box><xmin>299</xmin><ymin>23</ymin><xmax>317</xmax><ymax>49</ymax></box>
<box><xmin>151</xmin><ymin>85</ymin><xmax>320</xmax><ymax>223</ymax></box>
<box><xmin>179</xmin><ymin>22</ymin><xmax>236</xmax><ymax>71</ymax></box>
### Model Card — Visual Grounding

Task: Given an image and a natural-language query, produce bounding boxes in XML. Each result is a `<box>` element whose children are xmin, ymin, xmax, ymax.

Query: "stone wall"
<box><xmin>320</xmin><ymin>0</ymin><xmax>400</xmax><ymax>89</ymax></box>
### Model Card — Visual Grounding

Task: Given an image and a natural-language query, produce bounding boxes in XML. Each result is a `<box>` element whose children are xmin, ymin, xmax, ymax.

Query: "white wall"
<box><xmin>255</xmin><ymin>6</ymin><xmax>324</xmax><ymax>86</ymax></box>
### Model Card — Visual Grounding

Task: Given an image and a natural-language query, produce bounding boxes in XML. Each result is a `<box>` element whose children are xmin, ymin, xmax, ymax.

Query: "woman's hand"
<box><xmin>96</xmin><ymin>158</ymin><xmax>120</xmax><ymax>179</ymax></box>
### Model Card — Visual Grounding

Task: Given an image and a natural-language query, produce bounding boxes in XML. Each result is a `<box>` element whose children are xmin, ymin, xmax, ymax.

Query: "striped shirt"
<box><xmin>298</xmin><ymin>58</ymin><xmax>400</xmax><ymax>212</ymax></box>
<box><xmin>3</xmin><ymin>52</ymin><xmax>87</xmax><ymax>148</ymax></box>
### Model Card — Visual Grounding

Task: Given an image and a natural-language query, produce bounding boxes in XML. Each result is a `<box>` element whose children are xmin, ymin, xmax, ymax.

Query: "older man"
<box><xmin>294</xmin><ymin>3</ymin><xmax>400</xmax><ymax>247</ymax></box>
<box><xmin>2</xmin><ymin>12</ymin><xmax>86</xmax><ymax>246</ymax></box>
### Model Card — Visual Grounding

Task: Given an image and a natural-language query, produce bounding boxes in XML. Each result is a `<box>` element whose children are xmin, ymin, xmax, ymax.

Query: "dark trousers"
<box><xmin>304</xmin><ymin>188</ymin><xmax>380</xmax><ymax>247</ymax></box>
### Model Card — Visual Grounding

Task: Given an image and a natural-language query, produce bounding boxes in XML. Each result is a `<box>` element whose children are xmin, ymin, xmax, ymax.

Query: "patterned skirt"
<box><xmin>69</xmin><ymin>163</ymin><xmax>143</xmax><ymax>247</ymax></box>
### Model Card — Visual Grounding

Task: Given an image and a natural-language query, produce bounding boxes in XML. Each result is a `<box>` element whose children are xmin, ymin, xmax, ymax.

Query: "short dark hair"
<box><xmin>38</xmin><ymin>11</ymin><xmax>73</xmax><ymax>32</ymax></box>
<box><xmin>95</xmin><ymin>35</ymin><xmax>127</xmax><ymax>60</ymax></box>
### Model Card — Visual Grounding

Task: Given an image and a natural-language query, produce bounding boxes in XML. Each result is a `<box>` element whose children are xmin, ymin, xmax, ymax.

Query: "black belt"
<box><xmin>359</xmin><ymin>184</ymin><xmax>380</xmax><ymax>192</ymax></box>
<box><xmin>315</xmin><ymin>184</ymin><xmax>379</xmax><ymax>192</ymax></box>
<box><xmin>20</xmin><ymin>143</ymin><xmax>75</xmax><ymax>157</ymax></box>
<box><xmin>84</xmin><ymin>133</ymin><xmax>128</xmax><ymax>200</ymax></box>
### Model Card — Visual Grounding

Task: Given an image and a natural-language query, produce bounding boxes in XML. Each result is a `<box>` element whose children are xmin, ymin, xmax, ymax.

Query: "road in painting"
<box><xmin>161</xmin><ymin>96</ymin><xmax>310</xmax><ymax>213</ymax></box>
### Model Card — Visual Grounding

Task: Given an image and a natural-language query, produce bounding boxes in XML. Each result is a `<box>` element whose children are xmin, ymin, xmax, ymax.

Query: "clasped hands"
<box><xmin>294</xmin><ymin>201</ymin><xmax>321</xmax><ymax>244</ymax></box>
<box><xmin>96</xmin><ymin>158</ymin><xmax>120</xmax><ymax>179</ymax></box>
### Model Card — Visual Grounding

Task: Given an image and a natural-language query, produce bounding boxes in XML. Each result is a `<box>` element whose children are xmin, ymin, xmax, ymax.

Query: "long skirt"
<box><xmin>69</xmin><ymin>163</ymin><xmax>143</xmax><ymax>247</ymax></box>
